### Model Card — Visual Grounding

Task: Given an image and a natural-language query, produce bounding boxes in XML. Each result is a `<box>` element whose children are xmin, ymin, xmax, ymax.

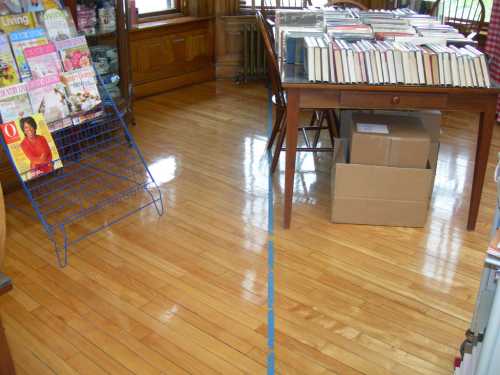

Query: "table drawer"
<box><xmin>340</xmin><ymin>91</ymin><xmax>448</xmax><ymax>109</ymax></box>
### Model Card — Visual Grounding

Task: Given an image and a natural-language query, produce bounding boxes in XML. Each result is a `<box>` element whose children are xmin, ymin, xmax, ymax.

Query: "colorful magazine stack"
<box><xmin>10</xmin><ymin>27</ymin><xmax>48</xmax><ymax>80</ymax></box>
<box><xmin>0</xmin><ymin>33</ymin><xmax>20</xmax><ymax>86</ymax></box>
<box><xmin>55</xmin><ymin>35</ymin><xmax>91</xmax><ymax>71</ymax></box>
<box><xmin>24</xmin><ymin>41</ymin><xmax>61</xmax><ymax>79</ymax></box>
<box><xmin>61</xmin><ymin>66</ymin><xmax>102</xmax><ymax>124</ymax></box>
<box><xmin>0</xmin><ymin>1</ymin><xmax>104</xmax><ymax>182</ymax></box>
<box><xmin>0</xmin><ymin>11</ymin><xmax>36</xmax><ymax>33</ymax></box>
<box><xmin>27</xmin><ymin>74</ymin><xmax>70</xmax><ymax>127</ymax></box>
<box><xmin>0</xmin><ymin>82</ymin><xmax>31</xmax><ymax>122</ymax></box>
<box><xmin>0</xmin><ymin>113</ymin><xmax>62</xmax><ymax>181</ymax></box>
<box><xmin>38</xmin><ymin>7</ymin><xmax>76</xmax><ymax>41</ymax></box>
<box><xmin>0</xmin><ymin>0</ymin><xmax>23</xmax><ymax>15</ymax></box>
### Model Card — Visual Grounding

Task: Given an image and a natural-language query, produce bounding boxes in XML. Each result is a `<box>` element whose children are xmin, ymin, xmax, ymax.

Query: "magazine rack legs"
<box><xmin>0</xmin><ymin>74</ymin><xmax>164</xmax><ymax>267</ymax></box>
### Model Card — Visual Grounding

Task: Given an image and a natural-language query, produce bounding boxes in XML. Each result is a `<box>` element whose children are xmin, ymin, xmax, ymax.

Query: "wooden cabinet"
<box><xmin>130</xmin><ymin>17</ymin><xmax>215</xmax><ymax>98</ymax></box>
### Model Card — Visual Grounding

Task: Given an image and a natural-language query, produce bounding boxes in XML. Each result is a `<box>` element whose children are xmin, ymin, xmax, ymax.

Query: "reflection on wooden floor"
<box><xmin>1</xmin><ymin>80</ymin><xmax>499</xmax><ymax>374</ymax></box>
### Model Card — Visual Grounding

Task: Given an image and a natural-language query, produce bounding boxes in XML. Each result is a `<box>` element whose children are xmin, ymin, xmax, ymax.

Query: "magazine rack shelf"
<box><xmin>0</xmin><ymin>75</ymin><xmax>163</xmax><ymax>267</ymax></box>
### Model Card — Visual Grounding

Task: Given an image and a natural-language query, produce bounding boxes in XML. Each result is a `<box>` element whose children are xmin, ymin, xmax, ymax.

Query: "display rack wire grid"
<box><xmin>1</xmin><ymin>73</ymin><xmax>164</xmax><ymax>267</ymax></box>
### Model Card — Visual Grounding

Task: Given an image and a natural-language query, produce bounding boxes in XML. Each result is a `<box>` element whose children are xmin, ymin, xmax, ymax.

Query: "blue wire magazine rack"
<box><xmin>0</xmin><ymin>74</ymin><xmax>164</xmax><ymax>267</ymax></box>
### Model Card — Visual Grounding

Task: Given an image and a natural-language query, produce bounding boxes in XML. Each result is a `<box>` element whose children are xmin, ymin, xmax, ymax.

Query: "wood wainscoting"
<box><xmin>129</xmin><ymin>17</ymin><xmax>215</xmax><ymax>98</ymax></box>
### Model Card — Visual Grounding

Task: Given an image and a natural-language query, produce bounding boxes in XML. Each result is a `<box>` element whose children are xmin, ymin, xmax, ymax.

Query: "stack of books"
<box><xmin>304</xmin><ymin>37</ymin><xmax>491</xmax><ymax>88</ymax></box>
<box><xmin>357</xmin><ymin>10</ymin><xmax>417</xmax><ymax>39</ymax></box>
<box><xmin>327</xmin><ymin>23</ymin><xmax>374</xmax><ymax>41</ymax></box>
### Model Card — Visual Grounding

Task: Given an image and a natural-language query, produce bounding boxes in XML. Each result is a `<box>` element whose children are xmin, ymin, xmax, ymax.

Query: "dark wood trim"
<box><xmin>130</xmin><ymin>16</ymin><xmax>214</xmax><ymax>32</ymax></box>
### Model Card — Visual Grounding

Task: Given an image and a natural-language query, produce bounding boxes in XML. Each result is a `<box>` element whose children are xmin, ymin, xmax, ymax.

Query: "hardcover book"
<box><xmin>0</xmin><ymin>0</ymin><xmax>22</xmax><ymax>15</ymax></box>
<box><xmin>24</xmin><ymin>42</ymin><xmax>61</xmax><ymax>79</ymax></box>
<box><xmin>55</xmin><ymin>35</ymin><xmax>91</xmax><ymax>72</ymax></box>
<box><xmin>0</xmin><ymin>11</ymin><xmax>36</xmax><ymax>33</ymax></box>
<box><xmin>0</xmin><ymin>113</ymin><xmax>62</xmax><ymax>181</ymax></box>
<box><xmin>27</xmin><ymin>74</ymin><xmax>70</xmax><ymax>124</ymax></box>
<box><xmin>10</xmin><ymin>27</ymin><xmax>48</xmax><ymax>80</ymax></box>
<box><xmin>0</xmin><ymin>33</ymin><xmax>20</xmax><ymax>86</ymax></box>
<box><xmin>38</xmin><ymin>7</ymin><xmax>76</xmax><ymax>41</ymax></box>
<box><xmin>61</xmin><ymin>66</ymin><xmax>102</xmax><ymax>124</ymax></box>
<box><xmin>0</xmin><ymin>82</ymin><xmax>31</xmax><ymax>122</ymax></box>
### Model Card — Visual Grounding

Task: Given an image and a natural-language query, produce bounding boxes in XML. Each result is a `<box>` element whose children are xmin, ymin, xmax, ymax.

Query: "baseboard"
<box><xmin>134</xmin><ymin>67</ymin><xmax>215</xmax><ymax>98</ymax></box>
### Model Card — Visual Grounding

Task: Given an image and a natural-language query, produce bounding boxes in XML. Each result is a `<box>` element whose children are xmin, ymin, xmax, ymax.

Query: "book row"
<box><xmin>304</xmin><ymin>37</ymin><xmax>491</xmax><ymax>87</ymax></box>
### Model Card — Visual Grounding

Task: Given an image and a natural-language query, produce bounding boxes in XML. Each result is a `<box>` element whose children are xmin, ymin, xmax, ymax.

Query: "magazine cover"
<box><xmin>0</xmin><ymin>34</ymin><xmax>20</xmax><ymax>86</ymax></box>
<box><xmin>24</xmin><ymin>42</ymin><xmax>61</xmax><ymax>79</ymax></box>
<box><xmin>0</xmin><ymin>113</ymin><xmax>62</xmax><ymax>181</ymax></box>
<box><xmin>21</xmin><ymin>0</ymin><xmax>43</xmax><ymax>12</ymax></box>
<box><xmin>0</xmin><ymin>11</ymin><xmax>36</xmax><ymax>33</ymax></box>
<box><xmin>0</xmin><ymin>82</ymin><xmax>32</xmax><ymax>123</ymax></box>
<box><xmin>28</xmin><ymin>74</ymin><xmax>70</xmax><ymax>124</ymax></box>
<box><xmin>55</xmin><ymin>35</ymin><xmax>91</xmax><ymax>72</ymax></box>
<box><xmin>41</xmin><ymin>0</ymin><xmax>61</xmax><ymax>9</ymax></box>
<box><xmin>0</xmin><ymin>0</ymin><xmax>22</xmax><ymax>15</ymax></box>
<box><xmin>38</xmin><ymin>7</ymin><xmax>76</xmax><ymax>41</ymax></box>
<box><xmin>61</xmin><ymin>66</ymin><xmax>101</xmax><ymax>123</ymax></box>
<box><xmin>10</xmin><ymin>27</ymin><xmax>48</xmax><ymax>80</ymax></box>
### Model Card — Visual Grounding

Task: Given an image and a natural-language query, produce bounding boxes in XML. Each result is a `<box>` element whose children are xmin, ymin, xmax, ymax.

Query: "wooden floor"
<box><xmin>1</xmin><ymin>80</ymin><xmax>499</xmax><ymax>374</ymax></box>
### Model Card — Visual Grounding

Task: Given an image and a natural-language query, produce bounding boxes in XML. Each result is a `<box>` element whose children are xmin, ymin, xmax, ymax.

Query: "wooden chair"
<box><xmin>256</xmin><ymin>11</ymin><xmax>338</xmax><ymax>173</ymax></box>
<box><xmin>430</xmin><ymin>0</ymin><xmax>485</xmax><ymax>37</ymax></box>
<box><xmin>324</xmin><ymin>0</ymin><xmax>368</xmax><ymax>9</ymax></box>
<box><xmin>261</xmin><ymin>0</ymin><xmax>311</xmax><ymax>9</ymax></box>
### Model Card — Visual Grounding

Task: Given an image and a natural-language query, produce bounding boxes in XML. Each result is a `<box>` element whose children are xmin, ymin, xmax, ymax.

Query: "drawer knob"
<box><xmin>392</xmin><ymin>96</ymin><xmax>400</xmax><ymax>104</ymax></box>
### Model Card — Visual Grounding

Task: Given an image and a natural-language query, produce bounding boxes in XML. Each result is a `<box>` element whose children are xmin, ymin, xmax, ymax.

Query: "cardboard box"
<box><xmin>350</xmin><ymin>113</ymin><xmax>431</xmax><ymax>169</ymax></box>
<box><xmin>331</xmin><ymin>139</ymin><xmax>432</xmax><ymax>227</ymax></box>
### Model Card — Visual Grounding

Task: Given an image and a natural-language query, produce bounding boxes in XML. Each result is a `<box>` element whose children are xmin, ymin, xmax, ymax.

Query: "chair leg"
<box><xmin>313</xmin><ymin>111</ymin><xmax>326</xmax><ymax>149</ymax></box>
<box><xmin>267</xmin><ymin>106</ymin><xmax>284</xmax><ymax>150</ymax></box>
<box><xmin>326</xmin><ymin>110</ymin><xmax>338</xmax><ymax>147</ymax></box>
<box><xmin>271</xmin><ymin>112</ymin><xmax>287</xmax><ymax>173</ymax></box>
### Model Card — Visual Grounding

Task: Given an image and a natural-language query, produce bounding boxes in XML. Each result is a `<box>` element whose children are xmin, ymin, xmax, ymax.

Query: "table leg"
<box><xmin>468</xmin><ymin>107</ymin><xmax>496</xmax><ymax>231</ymax></box>
<box><xmin>284</xmin><ymin>88</ymin><xmax>300</xmax><ymax>229</ymax></box>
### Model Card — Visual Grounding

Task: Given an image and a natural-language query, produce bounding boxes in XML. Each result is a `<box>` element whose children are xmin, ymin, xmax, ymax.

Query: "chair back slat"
<box><xmin>256</xmin><ymin>10</ymin><xmax>286</xmax><ymax>107</ymax></box>
<box><xmin>325</xmin><ymin>0</ymin><xmax>368</xmax><ymax>9</ymax></box>
<box><xmin>431</xmin><ymin>0</ymin><xmax>485</xmax><ymax>36</ymax></box>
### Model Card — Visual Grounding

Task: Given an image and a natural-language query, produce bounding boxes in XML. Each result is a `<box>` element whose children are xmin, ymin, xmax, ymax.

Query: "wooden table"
<box><xmin>281</xmin><ymin>65</ymin><xmax>500</xmax><ymax>230</ymax></box>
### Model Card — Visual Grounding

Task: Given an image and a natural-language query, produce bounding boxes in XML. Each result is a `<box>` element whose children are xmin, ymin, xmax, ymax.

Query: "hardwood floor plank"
<box><xmin>1</xmin><ymin>81</ymin><xmax>497</xmax><ymax>374</ymax></box>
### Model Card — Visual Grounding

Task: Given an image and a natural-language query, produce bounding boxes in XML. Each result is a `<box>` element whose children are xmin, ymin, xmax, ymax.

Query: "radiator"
<box><xmin>239</xmin><ymin>22</ymin><xmax>267</xmax><ymax>82</ymax></box>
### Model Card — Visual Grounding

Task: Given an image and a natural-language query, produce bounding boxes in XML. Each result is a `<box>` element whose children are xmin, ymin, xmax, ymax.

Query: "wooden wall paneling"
<box><xmin>217</xmin><ymin>16</ymin><xmax>256</xmax><ymax>79</ymax></box>
<box><xmin>130</xmin><ymin>18</ymin><xmax>215</xmax><ymax>98</ymax></box>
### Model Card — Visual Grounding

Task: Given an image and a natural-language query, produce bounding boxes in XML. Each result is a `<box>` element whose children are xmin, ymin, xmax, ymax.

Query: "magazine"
<box><xmin>55</xmin><ymin>35</ymin><xmax>91</xmax><ymax>71</ymax></box>
<box><xmin>0</xmin><ymin>113</ymin><xmax>62</xmax><ymax>181</ymax></box>
<box><xmin>0</xmin><ymin>34</ymin><xmax>20</xmax><ymax>86</ymax></box>
<box><xmin>24</xmin><ymin>42</ymin><xmax>62</xmax><ymax>79</ymax></box>
<box><xmin>38</xmin><ymin>7</ymin><xmax>76</xmax><ymax>41</ymax></box>
<box><xmin>28</xmin><ymin>74</ymin><xmax>70</xmax><ymax>125</ymax></box>
<box><xmin>61</xmin><ymin>66</ymin><xmax>102</xmax><ymax>124</ymax></box>
<box><xmin>0</xmin><ymin>11</ymin><xmax>36</xmax><ymax>33</ymax></box>
<box><xmin>10</xmin><ymin>27</ymin><xmax>48</xmax><ymax>80</ymax></box>
<box><xmin>41</xmin><ymin>0</ymin><xmax>61</xmax><ymax>9</ymax></box>
<box><xmin>0</xmin><ymin>0</ymin><xmax>22</xmax><ymax>15</ymax></box>
<box><xmin>21</xmin><ymin>0</ymin><xmax>43</xmax><ymax>12</ymax></box>
<box><xmin>0</xmin><ymin>82</ymin><xmax>31</xmax><ymax>123</ymax></box>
